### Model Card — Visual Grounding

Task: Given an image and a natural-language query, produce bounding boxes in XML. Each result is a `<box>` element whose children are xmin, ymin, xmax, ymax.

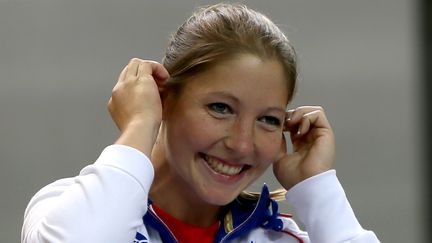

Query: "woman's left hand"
<box><xmin>273</xmin><ymin>106</ymin><xmax>336</xmax><ymax>190</ymax></box>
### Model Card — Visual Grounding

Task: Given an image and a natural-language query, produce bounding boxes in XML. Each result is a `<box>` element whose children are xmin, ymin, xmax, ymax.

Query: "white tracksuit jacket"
<box><xmin>21</xmin><ymin>145</ymin><xmax>380</xmax><ymax>243</ymax></box>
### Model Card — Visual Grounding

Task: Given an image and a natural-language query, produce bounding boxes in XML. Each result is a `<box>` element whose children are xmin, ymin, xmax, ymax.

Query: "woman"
<box><xmin>22</xmin><ymin>3</ymin><xmax>380</xmax><ymax>243</ymax></box>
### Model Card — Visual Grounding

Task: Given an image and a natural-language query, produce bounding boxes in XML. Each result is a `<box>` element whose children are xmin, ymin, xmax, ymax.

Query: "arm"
<box><xmin>21</xmin><ymin>145</ymin><xmax>154</xmax><ymax>243</ymax></box>
<box><xmin>274</xmin><ymin>106</ymin><xmax>380</xmax><ymax>242</ymax></box>
<box><xmin>285</xmin><ymin>170</ymin><xmax>380</xmax><ymax>243</ymax></box>
<box><xmin>22</xmin><ymin>58</ymin><xmax>170</xmax><ymax>243</ymax></box>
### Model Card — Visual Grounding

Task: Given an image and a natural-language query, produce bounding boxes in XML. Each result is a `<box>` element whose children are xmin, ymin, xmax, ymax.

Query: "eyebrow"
<box><xmin>206</xmin><ymin>91</ymin><xmax>240</xmax><ymax>103</ymax></box>
<box><xmin>267</xmin><ymin>107</ymin><xmax>287</xmax><ymax>114</ymax></box>
<box><xmin>206</xmin><ymin>91</ymin><xmax>286</xmax><ymax>114</ymax></box>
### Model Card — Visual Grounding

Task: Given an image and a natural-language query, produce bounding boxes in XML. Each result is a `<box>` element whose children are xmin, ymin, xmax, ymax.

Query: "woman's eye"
<box><xmin>208</xmin><ymin>103</ymin><xmax>232</xmax><ymax>114</ymax></box>
<box><xmin>259</xmin><ymin>116</ymin><xmax>281</xmax><ymax>126</ymax></box>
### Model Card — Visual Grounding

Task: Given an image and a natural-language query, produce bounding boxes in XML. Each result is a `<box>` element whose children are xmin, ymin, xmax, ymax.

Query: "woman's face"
<box><xmin>162</xmin><ymin>54</ymin><xmax>289</xmax><ymax>206</ymax></box>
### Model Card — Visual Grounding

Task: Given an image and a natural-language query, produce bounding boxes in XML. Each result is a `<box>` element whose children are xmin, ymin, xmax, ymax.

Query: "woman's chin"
<box><xmin>197</xmin><ymin>187</ymin><xmax>241</xmax><ymax>206</ymax></box>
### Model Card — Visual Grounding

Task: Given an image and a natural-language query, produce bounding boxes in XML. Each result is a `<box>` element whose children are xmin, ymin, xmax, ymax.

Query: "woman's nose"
<box><xmin>224</xmin><ymin>121</ymin><xmax>255</xmax><ymax>156</ymax></box>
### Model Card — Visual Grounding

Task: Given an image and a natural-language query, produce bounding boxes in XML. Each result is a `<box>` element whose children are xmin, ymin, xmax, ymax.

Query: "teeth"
<box><xmin>203</xmin><ymin>154</ymin><xmax>243</xmax><ymax>176</ymax></box>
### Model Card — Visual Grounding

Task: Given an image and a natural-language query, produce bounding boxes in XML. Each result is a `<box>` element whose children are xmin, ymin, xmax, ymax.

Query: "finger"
<box><xmin>285</xmin><ymin>120</ymin><xmax>298</xmax><ymax>135</ymax></box>
<box><xmin>287</xmin><ymin>106</ymin><xmax>323</xmax><ymax>124</ymax></box>
<box><xmin>297</xmin><ymin>111</ymin><xmax>316</xmax><ymax>136</ymax></box>
<box><xmin>297</xmin><ymin>109</ymin><xmax>330</xmax><ymax>136</ymax></box>
<box><xmin>138</xmin><ymin>60</ymin><xmax>170</xmax><ymax>82</ymax></box>
<box><xmin>285</xmin><ymin>109</ymin><xmax>302</xmax><ymax>135</ymax></box>
<box><xmin>284</xmin><ymin>109</ymin><xmax>295</xmax><ymax>131</ymax></box>
<box><xmin>118</xmin><ymin>66</ymin><xmax>128</xmax><ymax>83</ymax></box>
<box><xmin>126</xmin><ymin>58</ymin><xmax>141</xmax><ymax>77</ymax></box>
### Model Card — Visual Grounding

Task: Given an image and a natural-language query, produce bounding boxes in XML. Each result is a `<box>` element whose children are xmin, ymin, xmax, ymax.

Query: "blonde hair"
<box><xmin>163</xmin><ymin>3</ymin><xmax>297</xmax><ymax>102</ymax></box>
<box><xmin>239</xmin><ymin>188</ymin><xmax>287</xmax><ymax>202</ymax></box>
<box><xmin>162</xmin><ymin>3</ymin><xmax>296</xmax><ymax>201</ymax></box>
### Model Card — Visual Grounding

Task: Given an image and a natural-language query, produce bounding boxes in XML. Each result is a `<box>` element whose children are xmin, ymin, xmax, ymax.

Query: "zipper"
<box><xmin>219</xmin><ymin>192</ymin><xmax>265</xmax><ymax>243</ymax></box>
<box><xmin>146</xmin><ymin>205</ymin><xmax>178</xmax><ymax>243</ymax></box>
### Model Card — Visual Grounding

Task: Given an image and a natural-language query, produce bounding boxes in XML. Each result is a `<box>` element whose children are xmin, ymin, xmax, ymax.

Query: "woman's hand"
<box><xmin>273</xmin><ymin>106</ymin><xmax>335</xmax><ymax>190</ymax></box>
<box><xmin>108</xmin><ymin>58</ymin><xmax>170</xmax><ymax>156</ymax></box>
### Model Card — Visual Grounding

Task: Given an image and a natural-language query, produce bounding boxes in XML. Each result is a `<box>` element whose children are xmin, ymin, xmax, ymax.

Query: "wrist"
<box><xmin>115</xmin><ymin>118</ymin><xmax>161</xmax><ymax>157</ymax></box>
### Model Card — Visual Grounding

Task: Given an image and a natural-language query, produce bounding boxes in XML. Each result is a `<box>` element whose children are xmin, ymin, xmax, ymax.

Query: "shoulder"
<box><xmin>234</xmin><ymin>215</ymin><xmax>309</xmax><ymax>243</ymax></box>
<box><xmin>228</xmin><ymin>189</ymin><xmax>310</xmax><ymax>243</ymax></box>
<box><xmin>277</xmin><ymin>214</ymin><xmax>309</xmax><ymax>242</ymax></box>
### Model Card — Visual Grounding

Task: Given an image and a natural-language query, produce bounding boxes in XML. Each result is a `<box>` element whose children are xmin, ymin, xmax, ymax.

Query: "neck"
<box><xmin>149</xmin><ymin>137</ymin><xmax>222</xmax><ymax>227</ymax></box>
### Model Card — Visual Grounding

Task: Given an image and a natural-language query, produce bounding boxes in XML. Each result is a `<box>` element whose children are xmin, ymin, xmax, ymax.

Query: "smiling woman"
<box><xmin>152</xmin><ymin>54</ymin><xmax>288</xmax><ymax>210</ymax></box>
<box><xmin>21</xmin><ymin>3</ymin><xmax>380</xmax><ymax>243</ymax></box>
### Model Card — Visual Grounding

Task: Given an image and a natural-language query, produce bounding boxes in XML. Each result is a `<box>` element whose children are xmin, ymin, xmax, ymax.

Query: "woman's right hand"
<box><xmin>108</xmin><ymin>58</ymin><xmax>170</xmax><ymax>156</ymax></box>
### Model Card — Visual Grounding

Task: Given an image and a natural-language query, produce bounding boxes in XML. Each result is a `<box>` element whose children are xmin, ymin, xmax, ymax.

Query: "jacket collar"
<box><xmin>215</xmin><ymin>184</ymin><xmax>283</xmax><ymax>242</ymax></box>
<box><xmin>143</xmin><ymin>184</ymin><xmax>283</xmax><ymax>243</ymax></box>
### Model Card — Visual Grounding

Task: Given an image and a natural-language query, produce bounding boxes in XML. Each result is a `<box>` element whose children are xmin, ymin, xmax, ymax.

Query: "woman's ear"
<box><xmin>276</xmin><ymin>133</ymin><xmax>288</xmax><ymax>162</ymax></box>
<box><xmin>161</xmin><ymin>88</ymin><xmax>174</xmax><ymax>120</ymax></box>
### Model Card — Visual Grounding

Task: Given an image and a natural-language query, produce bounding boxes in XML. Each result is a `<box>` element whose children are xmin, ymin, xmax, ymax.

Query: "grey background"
<box><xmin>0</xmin><ymin>0</ymin><xmax>423</xmax><ymax>242</ymax></box>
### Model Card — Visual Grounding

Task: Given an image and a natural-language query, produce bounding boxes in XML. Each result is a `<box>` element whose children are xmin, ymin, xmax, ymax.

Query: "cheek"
<box><xmin>172</xmin><ymin>113</ymin><xmax>225</xmax><ymax>151</ymax></box>
<box><xmin>257</xmin><ymin>133</ymin><xmax>283</xmax><ymax>163</ymax></box>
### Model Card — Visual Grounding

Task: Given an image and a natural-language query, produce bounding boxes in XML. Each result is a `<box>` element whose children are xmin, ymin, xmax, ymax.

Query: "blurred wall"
<box><xmin>0</xmin><ymin>0</ymin><xmax>423</xmax><ymax>242</ymax></box>
<box><xmin>421</xmin><ymin>0</ymin><xmax>432</xmax><ymax>230</ymax></box>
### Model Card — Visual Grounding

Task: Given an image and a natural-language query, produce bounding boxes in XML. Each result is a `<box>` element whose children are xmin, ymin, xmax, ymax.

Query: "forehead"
<box><xmin>181</xmin><ymin>54</ymin><xmax>289</xmax><ymax>106</ymax></box>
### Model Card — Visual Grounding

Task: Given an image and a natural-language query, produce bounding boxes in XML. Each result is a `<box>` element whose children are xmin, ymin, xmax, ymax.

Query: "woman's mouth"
<box><xmin>199</xmin><ymin>153</ymin><xmax>250</xmax><ymax>176</ymax></box>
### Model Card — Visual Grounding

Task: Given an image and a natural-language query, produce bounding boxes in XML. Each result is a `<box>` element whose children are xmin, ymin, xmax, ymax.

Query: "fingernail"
<box><xmin>287</xmin><ymin>109</ymin><xmax>294</xmax><ymax>121</ymax></box>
